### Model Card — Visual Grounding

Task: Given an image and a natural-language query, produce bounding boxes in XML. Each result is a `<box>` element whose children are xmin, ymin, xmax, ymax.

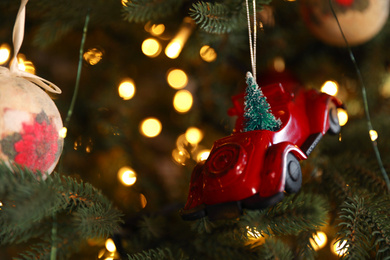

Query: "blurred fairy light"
<box><xmin>139</xmin><ymin>193</ymin><xmax>147</xmax><ymax>208</ymax></box>
<box><xmin>0</xmin><ymin>43</ymin><xmax>11</xmax><ymax>65</ymax></box>
<box><xmin>165</xmin><ymin>17</ymin><xmax>194</xmax><ymax>59</ymax></box>
<box><xmin>105</xmin><ymin>238</ymin><xmax>116</xmax><ymax>253</ymax></box>
<box><xmin>246</xmin><ymin>226</ymin><xmax>262</xmax><ymax>240</ymax></box>
<box><xmin>83</xmin><ymin>47</ymin><xmax>103</xmax><ymax>65</ymax></box>
<box><xmin>167</xmin><ymin>69</ymin><xmax>188</xmax><ymax>89</ymax></box>
<box><xmin>117</xmin><ymin>167</ymin><xmax>137</xmax><ymax>186</ymax></box>
<box><xmin>150</xmin><ymin>24</ymin><xmax>165</xmax><ymax>36</ymax></box>
<box><xmin>17</xmin><ymin>54</ymin><xmax>26</xmax><ymax>71</ymax></box>
<box><xmin>185</xmin><ymin>127</ymin><xmax>203</xmax><ymax>144</ymax></box>
<box><xmin>321</xmin><ymin>80</ymin><xmax>339</xmax><ymax>96</ymax></box>
<box><xmin>141</xmin><ymin>38</ymin><xmax>161</xmax><ymax>58</ymax></box>
<box><xmin>331</xmin><ymin>239</ymin><xmax>348</xmax><ymax>256</ymax></box>
<box><xmin>200</xmin><ymin>45</ymin><xmax>217</xmax><ymax>62</ymax></box>
<box><xmin>172</xmin><ymin>148</ymin><xmax>190</xmax><ymax>165</ymax></box>
<box><xmin>140</xmin><ymin>117</ymin><xmax>162</xmax><ymax>137</ymax></box>
<box><xmin>273</xmin><ymin>56</ymin><xmax>285</xmax><ymax>72</ymax></box>
<box><xmin>309</xmin><ymin>231</ymin><xmax>327</xmax><ymax>251</ymax></box>
<box><xmin>118</xmin><ymin>79</ymin><xmax>136</xmax><ymax>100</ymax></box>
<box><xmin>23</xmin><ymin>60</ymin><xmax>35</xmax><ymax>74</ymax></box>
<box><xmin>173</xmin><ymin>90</ymin><xmax>193</xmax><ymax>113</ymax></box>
<box><xmin>196</xmin><ymin>149</ymin><xmax>210</xmax><ymax>162</ymax></box>
<box><xmin>59</xmin><ymin>127</ymin><xmax>68</xmax><ymax>138</ymax></box>
<box><xmin>121</xmin><ymin>0</ymin><xmax>128</xmax><ymax>6</ymax></box>
<box><xmin>369</xmin><ymin>129</ymin><xmax>378</xmax><ymax>141</ymax></box>
<box><xmin>337</xmin><ymin>108</ymin><xmax>348</xmax><ymax>126</ymax></box>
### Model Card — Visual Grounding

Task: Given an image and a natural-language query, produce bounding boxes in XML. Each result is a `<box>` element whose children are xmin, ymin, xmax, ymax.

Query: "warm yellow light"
<box><xmin>121</xmin><ymin>0</ymin><xmax>128</xmax><ymax>6</ymax></box>
<box><xmin>151</xmin><ymin>24</ymin><xmax>165</xmax><ymax>36</ymax></box>
<box><xmin>200</xmin><ymin>45</ymin><xmax>217</xmax><ymax>62</ymax></box>
<box><xmin>337</xmin><ymin>108</ymin><xmax>348</xmax><ymax>126</ymax></box>
<box><xmin>118</xmin><ymin>166</ymin><xmax>137</xmax><ymax>186</ymax></box>
<box><xmin>310</xmin><ymin>231</ymin><xmax>327</xmax><ymax>251</ymax></box>
<box><xmin>105</xmin><ymin>238</ymin><xmax>116</xmax><ymax>253</ymax></box>
<box><xmin>83</xmin><ymin>48</ymin><xmax>103</xmax><ymax>65</ymax></box>
<box><xmin>23</xmin><ymin>60</ymin><xmax>35</xmax><ymax>74</ymax></box>
<box><xmin>173</xmin><ymin>90</ymin><xmax>193</xmax><ymax>113</ymax></box>
<box><xmin>142</xmin><ymin>38</ymin><xmax>161</xmax><ymax>58</ymax></box>
<box><xmin>167</xmin><ymin>69</ymin><xmax>188</xmax><ymax>89</ymax></box>
<box><xmin>331</xmin><ymin>239</ymin><xmax>348</xmax><ymax>256</ymax></box>
<box><xmin>369</xmin><ymin>130</ymin><xmax>378</xmax><ymax>141</ymax></box>
<box><xmin>18</xmin><ymin>56</ymin><xmax>26</xmax><ymax>71</ymax></box>
<box><xmin>246</xmin><ymin>226</ymin><xmax>263</xmax><ymax>240</ymax></box>
<box><xmin>165</xmin><ymin>17</ymin><xmax>194</xmax><ymax>59</ymax></box>
<box><xmin>165</xmin><ymin>42</ymin><xmax>182</xmax><ymax>59</ymax></box>
<box><xmin>59</xmin><ymin>127</ymin><xmax>67</xmax><ymax>138</ymax></box>
<box><xmin>196</xmin><ymin>149</ymin><xmax>210</xmax><ymax>162</ymax></box>
<box><xmin>118</xmin><ymin>79</ymin><xmax>136</xmax><ymax>100</ymax></box>
<box><xmin>172</xmin><ymin>148</ymin><xmax>190</xmax><ymax>165</ymax></box>
<box><xmin>0</xmin><ymin>44</ymin><xmax>11</xmax><ymax>65</ymax></box>
<box><xmin>321</xmin><ymin>81</ymin><xmax>338</xmax><ymax>96</ymax></box>
<box><xmin>185</xmin><ymin>127</ymin><xmax>203</xmax><ymax>144</ymax></box>
<box><xmin>273</xmin><ymin>56</ymin><xmax>285</xmax><ymax>72</ymax></box>
<box><xmin>140</xmin><ymin>118</ymin><xmax>162</xmax><ymax>137</ymax></box>
<box><xmin>139</xmin><ymin>193</ymin><xmax>147</xmax><ymax>208</ymax></box>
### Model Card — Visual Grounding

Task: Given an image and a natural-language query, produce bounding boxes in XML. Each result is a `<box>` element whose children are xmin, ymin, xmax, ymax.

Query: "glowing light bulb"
<box><xmin>331</xmin><ymin>239</ymin><xmax>348</xmax><ymax>256</ymax></box>
<box><xmin>165</xmin><ymin>17</ymin><xmax>194</xmax><ymax>59</ymax></box>
<box><xmin>0</xmin><ymin>44</ymin><xmax>11</xmax><ymax>65</ymax></box>
<box><xmin>121</xmin><ymin>0</ymin><xmax>128</xmax><ymax>6</ymax></box>
<box><xmin>321</xmin><ymin>81</ymin><xmax>338</xmax><ymax>96</ymax></box>
<box><xmin>200</xmin><ymin>45</ymin><xmax>217</xmax><ymax>62</ymax></box>
<box><xmin>150</xmin><ymin>24</ymin><xmax>165</xmax><ymax>36</ymax></box>
<box><xmin>142</xmin><ymin>38</ymin><xmax>161</xmax><ymax>58</ymax></box>
<box><xmin>118</xmin><ymin>79</ymin><xmax>136</xmax><ymax>100</ymax></box>
<box><xmin>309</xmin><ymin>231</ymin><xmax>328</xmax><ymax>251</ymax></box>
<box><xmin>105</xmin><ymin>238</ymin><xmax>116</xmax><ymax>252</ymax></box>
<box><xmin>185</xmin><ymin>127</ymin><xmax>203</xmax><ymax>144</ymax></box>
<box><xmin>83</xmin><ymin>47</ymin><xmax>103</xmax><ymax>65</ymax></box>
<box><xmin>196</xmin><ymin>149</ymin><xmax>210</xmax><ymax>162</ymax></box>
<box><xmin>59</xmin><ymin>127</ymin><xmax>68</xmax><ymax>138</ymax></box>
<box><xmin>140</xmin><ymin>118</ymin><xmax>162</xmax><ymax>137</ymax></box>
<box><xmin>139</xmin><ymin>194</ymin><xmax>147</xmax><ymax>208</ymax></box>
<box><xmin>369</xmin><ymin>130</ymin><xmax>378</xmax><ymax>141</ymax></box>
<box><xmin>173</xmin><ymin>90</ymin><xmax>193</xmax><ymax>113</ymax></box>
<box><xmin>172</xmin><ymin>148</ymin><xmax>190</xmax><ymax>165</ymax></box>
<box><xmin>118</xmin><ymin>167</ymin><xmax>137</xmax><ymax>186</ymax></box>
<box><xmin>167</xmin><ymin>69</ymin><xmax>188</xmax><ymax>89</ymax></box>
<box><xmin>273</xmin><ymin>56</ymin><xmax>285</xmax><ymax>72</ymax></box>
<box><xmin>23</xmin><ymin>60</ymin><xmax>35</xmax><ymax>74</ymax></box>
<box><xmin>337</xmin><ymin>108</ymin><xmax>348</xmax><ymax>126</ymax></box>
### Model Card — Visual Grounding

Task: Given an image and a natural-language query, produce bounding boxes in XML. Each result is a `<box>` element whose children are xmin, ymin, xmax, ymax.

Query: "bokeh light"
<box><xmin>321</xmin><ymin>81</ymin><xmax>338</xmax><ymax>96</ymax></box>
<box><xmin>83</xmin><ymin>47</ymin><xmax>103</xmax><ymax>65</ymax></box>
<box><xmin>140</xmin><ymin>117</ymin><xmax>162</xmax><ymax>137</ymax></box>
<box><xmin>118</xmin><ymin>79</ymin><xmax>136</xmax><ymax>100</ymax></box>
<box><xmin>369</xmin><ymin>129</ymin><xmax>378</xmax><ymax>141</ymax></box>
<box><xmin>337</xmin><ymin>108</ymin><xmax>348</xmax><ymax>126</ymax></box>
<box><xmin>185</xmin><ymin>127</ymin><xmax>203</xmax><ymax>144</ymax></box>
<box><xmin>167</xmin><ymin>69</ymin><xmax>188</xmax><ymax>89</ymax></box>
<box><xmin>165</xmin><ymin>17</ymin><xmax>194</xmax><ymax>59</ymax></box>
<box><xmin>309</xmin><ymin>231</ymin><xmax>328</xmax><ymax>251</ymax></box>
<box><xmin>150</xmin><ymin>24</ymin><xmax>165</xmax><ymax>36</ymax></box>
<box><xmin>196</xmin><ymin>149</ymin><xmax>210</xmax><ymax>162</ymax></box>
<box><xmin>105</xmin><ymin>238</ymin><xmax>116</xmax><ymax>253</ymax></box>
<box><xmin>121</xmin><ymin>0</ymin><xmax>128</xmax><ymax>6</ymax></box>
<box><xmin>273</xmin><ymin>56</ymin><xmax>285</xmax><ymax>72</ymax></box>
<box><xmin>23</xmin><ymin>60</ymin><xmax>36</xmax><ymax>74</ymax></box>
<box><xmin>142</xmin><ymin>38</ymin><xmax>161</xmax><ymax>58</ymax></box>
<box><xmin>165</xmin><ymin>42</ymin><xmax>182</xmax><ymax>59</ymax></box>
<box><xmin>117</xmin><ymin>166</ymin><xmax>137</xmax><ymax>186</ymax></box>
<box><xmin>331</xmin><ymin>239</ymin><xmax>348</xmax><ymax>256</ymax></box>
<box><xmin>200</xmin><ymin>45</ymin><xmax>217</xmax><ymax>62</ymax></box>
<box><xmin>0</xmin><ymin>43</ymin><xmax>11</xmax><ymax>65</ymax></box>
<box><xmin>173</xmin><ymin>90</ymin><xmax>193</xmax><ymax>113</ymax></box>
<box><xmin>172</xmin><ymin>148</ymin><xmax>190</xmax><ymax>165</ymax></box>
<box><xmin>59</xmin><ymin>127</ymin><xmax>67</xmax><ymax>138</ymax></box>
<box><xmin>139</xmin><ymin>194</ymin><xmax>147</xmax><ymax>208</ymax></box>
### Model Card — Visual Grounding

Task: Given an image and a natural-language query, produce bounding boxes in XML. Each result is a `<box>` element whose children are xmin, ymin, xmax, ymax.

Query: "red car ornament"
<box><xmin>181</xmin><ymin>81</ymin><xmax>343</xmax><ymax>221</ymax></box>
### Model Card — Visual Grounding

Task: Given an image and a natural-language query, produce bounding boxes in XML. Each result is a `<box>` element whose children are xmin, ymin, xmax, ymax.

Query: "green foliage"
<box><xmin>0</xmin><ymin>163</ymin><xmax>123</xmax><ymax>259</ymax></box>
<box><xmin>123</xmin><ymin>0</ymin><xmax>185</xmax><ymax>23</ymax></box>
<box><xmin>189</xmin><ymin>0</ymin><xmax>271</xmax><ymax>34</ymax></box>
<box><xmin>128</xmin><ymin>247</ymin><xmax>174</xmax><ymax>260</ymax></box>
<box><xmin>256</xmin><ymin>239</ymin><xmax>294</xmax><ymax>260</ymax></box>
<box><xmin>243</xmin><ymin>72</ymin><xmax>281</xmax><ymax>132</ymax></box>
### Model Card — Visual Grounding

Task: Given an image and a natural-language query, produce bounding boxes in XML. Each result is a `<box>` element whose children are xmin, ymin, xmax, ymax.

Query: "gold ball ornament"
<box><xmin>301</xmin><ymin>0</ymin><xmax>389</xmax><ymax>46</ymax></box>
<box><xmin>0</xmin><ymin>68</ymin><xmax>63</xmax><ymax>177</ymax></box>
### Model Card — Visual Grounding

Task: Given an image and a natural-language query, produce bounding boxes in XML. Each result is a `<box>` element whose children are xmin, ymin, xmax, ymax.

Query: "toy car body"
<box><xmin>181</xmin><ymin>82</ymin><xmax>343</xmax><ymax>220</ymax></box>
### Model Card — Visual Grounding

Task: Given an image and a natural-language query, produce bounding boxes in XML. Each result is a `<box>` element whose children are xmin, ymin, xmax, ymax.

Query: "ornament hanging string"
<box><xmin>329</xmin><ymin>0</ymin><xmax>390</xmax><ymax>192</ymax></box>
<box><xmin>1</xmin><ymin>0</ymin><xmax>62</xmax><ymax>94</ymax></box>
<box><xmin>246</xmin><ymin>0</ymin><xmax>257</xmax><ymax>81</ymax></box>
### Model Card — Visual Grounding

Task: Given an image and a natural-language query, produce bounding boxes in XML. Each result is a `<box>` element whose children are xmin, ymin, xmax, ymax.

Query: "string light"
<box><xmin>121</xmin><ymin>0</ymin><xmax>128</xmax><ymax>6</ymax></box>
<box><xmin>105</xmin><ymin>238</ymin><xmax>116</xmax><ymax>253</ymax></box>
<box><xmin>273</xmin><ymin>56</ymin><xmax>285</xmax><ymax>72</ymax></box>
<box><xmin>140</xmin><ymin>117</ymin><xmax>162</xmax><ymax>137</ymax></box>
<box><xmin>309</xmin><ymin>231</ymin><xmax>327</xmax><ymax>251</ymax></box>
<box><xmin>23</xmin><ymin>60</ymin><xmax>35</xmax><ymax>74</ymax></box>
<box><xmin>337</xmin><ymin>108</ymin><xmax>348</xmax><ymax>126</ymax></box>
<box><xmin>185</xmin><ymin>127</ymin><xmax>203</xmax><ymax>144</ymax></box>
<box><xmin>165</xmin><ymin>17</ymin><xmax>194</xmax><ymax>59</ymax></box>
<box><xmin>200</xmin><ymin>45</ymin><xmax>217</xmax><ymax>62</ymax></box>
<box><xmin>59</xmin><ymin>127</ymin><xmax>68</xmax><ymax>138</ymax></box>
<box><xmin>369</xmin><ymin>129</ymin><xmax>378</xmax><ymax>141</ymax></box>
<box><xmin>117</xmin><ymin>167</ymin><xmax>137</xmax><ymax>186</ymax></box>
<box><xmin>172</xmin><ymin>148</ymin><xmax>190</xmax><ymax>165</ymax></box>
<box><xmin>331</xmin><ymin>239</ymin><xmax>348</xmax><ymax>256</ymax></box>
<box><xmin>118</xmin><ymin>79</ymin><xmax>136</xmax><ymax>100</ymax></box>
<box><xmin>246</xmin><ymin>226</ymin><xmax>262</xmax><ymax>240</ymax></box>
<box><xmin>321</xmin><ymin>80</ymin><xmax>339</xmax><ymax>96</ymax></box>
<box><xmin>150</xmin><ymin>24</ymin><xmax>165</xmax><ymax>36</ymax></box>
<box><xmin>173</xmin><ymin>90</ymin><xmax>193</xmax><ymax>113</ymax></box>
<box><xmin>141</xmin><ymin>38</ymin><xmax>161</xmax><ymax>58</ymax></box>
<box><xmin>139</xmin><ymin>193</ymin><xmax>147</xmax><ymax>208</ymax></box>
<box><xmin>0</xmin><ymin>43</ymin><xmax>10</xmax><ymax>65</ymax></box>
<box><xmin>196</xmin><ymin>149</ymin><xmax>210</xmax><ymax>162</ymax></box>
<box><xmin>83</xmin><ymin>47</ymin><xmax>103</xmax><ymax>65</ymax></box>
<box><xmin>166</xmin><ymin>69</ymin><xmax>188</xmax><ymax>89</ymax></box>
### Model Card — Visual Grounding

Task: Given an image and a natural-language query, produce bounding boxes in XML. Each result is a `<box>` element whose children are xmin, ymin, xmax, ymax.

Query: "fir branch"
<box><xmin>127</xmin><ymin>247</ymin><xmax>173</xmax><ymax>260</ymax></box>
<box><xmin>256</xmin><ymin>238</ymin><xmax>294</xmax><ymax>260</ymax></box>
<box><xmin>123</xmin><ymin>0</ymin><xmax>184</xmax><ymax>23</ymax></box>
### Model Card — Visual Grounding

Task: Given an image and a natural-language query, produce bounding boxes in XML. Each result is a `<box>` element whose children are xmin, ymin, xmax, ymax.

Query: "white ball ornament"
<box><xmin>0</xmin><ymin>67</ymin><xmax>63</xmax><ymax>177</ymax></box>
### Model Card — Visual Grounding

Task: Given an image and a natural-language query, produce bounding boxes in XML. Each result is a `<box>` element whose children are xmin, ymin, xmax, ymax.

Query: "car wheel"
<box><xmin>328</xmin><ymin>102</ymin><xmax>341</xmax><ymax>135</ymax></box>
<box><xmin>285</xmin><ymin>153</ymin><xmax>302</xmax><ymax>194</ymax></box>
